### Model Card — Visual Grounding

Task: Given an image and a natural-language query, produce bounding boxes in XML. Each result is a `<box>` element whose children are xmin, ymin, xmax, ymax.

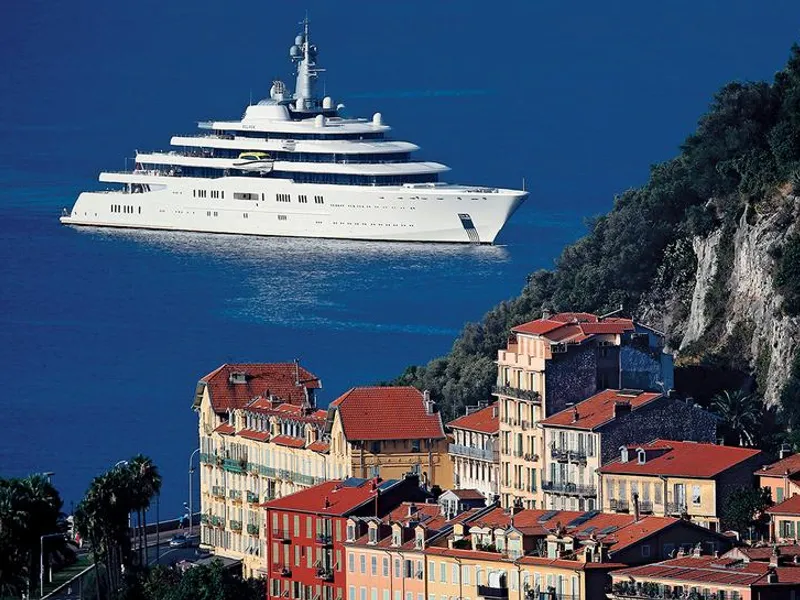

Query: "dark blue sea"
<box><xmin>1</xmin><ymin>0</ymin><xmax>798</xmax><ymax>520</ymax></box>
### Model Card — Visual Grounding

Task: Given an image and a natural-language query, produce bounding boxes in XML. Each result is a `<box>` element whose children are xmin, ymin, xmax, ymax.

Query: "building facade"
<box><xmin>447</xmin><ymin>403</ymin><xmax>500</xmax><ymax>501</ymax></box>
<box><xmin>538</xmin><ymin>390</ymin><xmax>717</xmax><ymax>512</ymax></box>
<box><xmin>756</xmin><ymin>452</ymin><xmax>800</xmax><ymax>505</ymax></box>
<box><xmin>495</xmin><ymin>312</ymin><xmax>674</xmax><ymax>509</ymax></box>
<box><xmin>767</xmin><ymin>495</ymin><xmax>800</xmax><ymax>543</ymax></box>
<box><xmin>265</xmin><ymin>476</ymin><xmax>428</xmax><ymax>600</ymax></box>
<box><xmin>327</xmin><ymin>387</ymin><xmax>452</xmax><ymax>488</ymax></box>
<box><xmin>599</xmin><ymin>440</ymin><xmax>762</xmax><ymax>531</ymax></box>
<box><xmin>194</xmin><ymin>362</ymin><xmax>324</xmax><ymax>575</ymax></box>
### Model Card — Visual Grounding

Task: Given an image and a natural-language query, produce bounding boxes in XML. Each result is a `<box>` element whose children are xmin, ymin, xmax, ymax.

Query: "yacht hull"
<box><xmin>61</xmin><ymin>179</ymin><xmax>526</xmax><ymax>244</ymax></box>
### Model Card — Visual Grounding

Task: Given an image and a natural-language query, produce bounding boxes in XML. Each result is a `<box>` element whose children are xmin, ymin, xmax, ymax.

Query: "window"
<box><xmin>371</xmin><ymin>556</ymin><xmax>377</xmax><ymax>576</ymax></box>
<box><xmin>452</xmin><ymin>564</ymin><xmax>459</xmax><ymax>584</ymax></box>
<box><xmin>440</xmin><ymin>562</ymin><xmax>447</xmax><ymax>583</ymax></box>
<box><xmin>243</xmin><ymin>212</ymin><xmax>249</xmax><ymax>219</ymax></box>
<box><xmin>347</xmin><ymin>524</ymin><xmax>355</xmax><ymax>541</ymax></box>
<box><xmin>404</xmin><ymin>560</ymin><xmax>413</xmax><ymax>578</ymax></box>
<box><xmin>781</xmin><ymin>520</ymin><xmax>796</xmax><ymax>538</ymax></box>
<box><xmin>360</xmin><ymin>588</ymin><xmax>366</xmax><ymax>600</ymax></box>
<box><xmin>382</xmin><ymin>557</ymin><xmax>389</xmax><ymax>576</ymax></box>
<box><xmin>299</xmin><ymin>195</ymin><xmax>308</xmax><ymax>203</ymax></box>
<box><xmin>462</xmin><ymin>565</ymin><xmax>471</xmax><ymax>585</ymax></box>
<box><xmin>411</xmin><ymin>440</ymin><xmax>420</xmax><ymax>453</ymax></box>
<box><xmin>315</xmin><ymin>195</ymin><xmax>324</xmax><ymax>204</ymax></box>
<box><xmin>360</xmin><ymin>554</ymin><xmax>366</xmax><ymax>574</ymax></box>
<box><xmin>394</xmin><ymin>559</ymin><xmax>400</xmax><ymax>578</ymax></box>
<box><xmin>278</xmin><ymin>215</ymin><xmax>287</xmax><ymax>221</ymax></box>
<box><xmin>277</xmin><ymin>193</ymin><xmax>291</xmax><ymax>202</ymax></box>
<box><xmin>234</xmin><ymin>192</ymin><xmax>258</xmax><ymax>201</ymax></box>
<box><xmin>294</xmin><ymin>516</ymin><xmax>300</xmax><ymax>537</ymax></box>
<box><xmin>371</xmin><ymin>589</ymin><xmax>377</xmax><ymax>600</ymax></box>
<box><xmin>641</xmin><ymin>544</ymin><xmax>651</xmax><ymax>558</ymax></box>
<box><xmin>692</xmin><ymin>485</ymin><xmax>702</xmax><ymax>505</ymax></box>
<box><xmin>348</xmin><ymin>554</ymin><xmax>354</xmax><ymax>572</ymax></box>
<box><xmin>778</xmin><ymin>488</ymin><xmax>785</xmax><ymax>503</ymax></box>
<box><xmin>349</xmin><ymin>588</ymin><xmax>355</xmax><ymax>600</ymax></box>
<box><xmin>428</xmin><ymin>561</ymin><xmax>435</xmax><ymax>582</ymax></box>
<box><xmin>368</xmin><ymin>527</ymin><xmax>378</xmax><ymax>544</ymax></box>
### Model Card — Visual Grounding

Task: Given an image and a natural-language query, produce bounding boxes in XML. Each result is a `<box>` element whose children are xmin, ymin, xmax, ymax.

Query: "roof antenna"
<box><xmin>294</xmin><ymin>358</ymin><xmax>300</xmax><ymax>385</ymax></box>
<box><xmin>522</xmin><ymin>177</ymin><xmax>526</xmax><ymax>192</ymax></box>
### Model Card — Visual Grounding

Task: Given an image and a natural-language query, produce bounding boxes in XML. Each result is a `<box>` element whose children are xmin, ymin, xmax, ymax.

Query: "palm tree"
<box><xmin>128</xmin><ymin>455</ymin><xmax>162</xmax><ymax>566</ymax></box>
<box><xmin>711</xmin><ymin>389</ymin><xmax>763</xmax><ymax>447</ymax></box>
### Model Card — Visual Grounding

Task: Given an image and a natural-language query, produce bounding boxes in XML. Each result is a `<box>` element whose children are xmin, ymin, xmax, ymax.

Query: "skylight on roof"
<box><xmin>538</xmin><ymin>510</ymin><xmax>559</xmax><ymax>523</ymax></box>
<box><xmin>342</xmin><ymin>477</ymin><xmax>367</xmax><ymax>488</ymax></box>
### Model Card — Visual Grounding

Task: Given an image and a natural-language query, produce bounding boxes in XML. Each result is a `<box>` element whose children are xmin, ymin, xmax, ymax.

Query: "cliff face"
<box><xmin>641</xmin><ymin>192</ymin><xmax>800</xmax><ymax>405</ymax></box>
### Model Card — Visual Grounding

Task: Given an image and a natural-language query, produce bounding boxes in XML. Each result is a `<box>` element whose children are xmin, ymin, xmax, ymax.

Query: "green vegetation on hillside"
<box><xmin>394</xmin><ymin>43</ymin><xmax>800</xmax><ymax>423</ymax></box>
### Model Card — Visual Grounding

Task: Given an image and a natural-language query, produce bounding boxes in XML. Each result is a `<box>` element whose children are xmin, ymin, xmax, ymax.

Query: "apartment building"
<box><xmin>538</xmin><ymin>390</ymin><xmax>716</xmax><ymax>512</ymax></box>
<box><xmin>447</xmin><ymin>402</ymin><xmax>500</xmax><ymax>501</ymax></box>
<box><xmin>265</xmin><ymin>476</ymin><xmax>428</xmax><ymax>600</ymax></box>
<box><xmin>767</xmin><ymin>495</ymin><xmax>800</xmax><ymax>543</ymax></box>
<box><xmin>327</xmin><ymin>387</ymin><xmax>452</xmax><ymax>488</ymax></box>
<box><xmin>756</xmin><ymin>452</ymin><xmax>800</xmax><ymax>504</ymax></box>
<box><xmin>599</xmin><ymin>440</ymin><xmax>762</xmax><ymax>531</ymax></box>
<box><xmin>194</xmin><ymin>362</ymin><xmax>324</xmax><ymax>575</ymax></box>
<box><xmin>495</xmin><ymin>311</ymin><xmax>674</xmax><ymax>509</ymax></box>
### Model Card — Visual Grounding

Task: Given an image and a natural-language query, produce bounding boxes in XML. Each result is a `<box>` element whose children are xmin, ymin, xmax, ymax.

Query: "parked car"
<box><xmin>169</xmin><ymin>534</ymin><xmax>188</xmax><ymax>548</ymax></box>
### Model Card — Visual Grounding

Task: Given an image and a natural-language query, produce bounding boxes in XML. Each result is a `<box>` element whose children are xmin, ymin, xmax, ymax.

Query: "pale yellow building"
<box><xmin>328</xmin><ymin>387</ymin><xmax>452</xmax><ymax>489</ymax></box>
<box><xmin>194</xmin><ymin>362</ymin><xmax>327</xmax><ymax>576</ymax></box>
<box><xmin>599</xmin><ymin>440</ymin><xmax>763</xmax><ymax>531</ymax></box>
<box><xmin>495</xmin><ymin>312</ymin><xmax>673</xmax><ymax>509</ymax></box>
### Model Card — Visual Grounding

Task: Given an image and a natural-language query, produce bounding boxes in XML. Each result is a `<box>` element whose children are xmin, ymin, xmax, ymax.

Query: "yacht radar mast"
<box><xmin>290</xmin><ymin>16</ymin><xmax>325</xmax><ymax>111</ymax></box>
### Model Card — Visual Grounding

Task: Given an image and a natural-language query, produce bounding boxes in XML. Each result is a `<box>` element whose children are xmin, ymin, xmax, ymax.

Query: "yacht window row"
<box><xmin>111</xmin><ymin>204</ymin><xmax>139</xmax><ymax>214</ymax></box>
<box><xmin>142</xmin><ymin>164</ymin><xmax>438</xmax><ymax>186</ymax></box>
<box><xmin>181</xmin><ymin>148</ymin><xmax>412</xmax><ymax>164</ymax></box>
<box><xmin>276</xmin><ymin>194</ymin><xmax>291</xmax><ymax>202</ymax></box>
<box><xmin>234</xmin><ymin>192</ymin><xmax>259</xmax><ymax>201</ymax></box>
<box><xmin>194</xmin><ymin>189</ymin><xmax>225</xmax><ymax>199</ymax></box>
<box><xmin>208</xmin><ymin>130</ymin><xmax>385</xmax><ymax>141</ymax></box>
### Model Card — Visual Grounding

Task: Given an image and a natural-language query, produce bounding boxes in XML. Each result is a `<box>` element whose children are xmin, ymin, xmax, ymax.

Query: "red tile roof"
<box><xmin>264</xmin><ymin>478</ymin><xmax>384</xmax><ymax>516</ymax></box>
<box><xmin>767</xmin><ymin>494</ymin><xmax>800</xmax><ymax>515</ymax></box>
<box><xmin>270</xmin><ymin>435</ymin><xmax>306</xmax><ymax>449</ymax></box>
<box><xmin>448</xmin><ymin>489</ymin><xmax>487</xmax><ymax>501</ymax></box>
<box><xmin>448</xmin><ymin>404</ymin><xmax>499</xmax><ymax>435</ymax></box>
<box><xmin>727</xmin><ymin>544</ymin><xmax>800</xmax><ymax>562</ymax></box>
<box><xmin>540</xmin><ymin>389</ymin><xmax>662</xmax><ymax>430</ymax></box>
<box><xmin>307</xmin><ymin>441</ymin><xmax>330</xmax><ymax>453</ymax></box>
<box><xmin>237</xmin><ymin>428</ymin><xmax>270</xmax><ymax>442</ymax></box>
<box><xmin>614</xmin><ymin>555</ymin><xmax>800</xmax><ymax>586</ymax></box>
<box><xmin>756</xmin><ymin>453</ymin><xmax>800</xmax><ymax>478</ymax></box>
<box><xmin>511</xmin><ymin>313</ymin><xmax>635</xmax><ymax>343</ymax></box>
<box><xmin>600</xmin><ymin>440</ymin><xmax>761</xmax><ymax>478</ymax></box>
<box><xmin>199</xmin><ymin>363</ymin><xmax>321</xmax><ymax>414</ymax></box>
<box><xmin>214</xmin><ymin>422</ymin><xmax>235</xmax><ymax>435</ymax></box>
<box><xmin>330</xmin><ymin>387</ymin><xmax>445</xmax><ymax>441</ymax></box>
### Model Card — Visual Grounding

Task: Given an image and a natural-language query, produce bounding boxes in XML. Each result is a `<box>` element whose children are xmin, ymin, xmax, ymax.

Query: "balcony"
<box><xmin>527</xmin><ymin>594</ymin><xmax>578</xmax><ymax>600</ymax></box>
<box><xmin>315</xmin><ymin>534</ymin><xmax>333</xmax><ymax>546</ymax></box>
<box><xmin>639</xmin><ymin>500</ymin><xmax>654</xmax><ymax>514</ymax></box>
<box><xmin>211</xmin><ymin>486</ymin><xmax>225</xmax><ymax>498</ymax></box>
<box><xmin>492</xmin><ymin>385</ymin><xmax>541</xmax><ymax>404</ymax></box>
<box><xmin>609</xmin><ymin>581</ymin><xmax>720</xmax><ymax>599</ymax></box>
<box><xmin>315</xmin><ymin>567</ymin><xmax>334</xmax><ymax>581</ymax></box>
<box><xmin>666</xmin><ymin>502</ymin><xmax>687</xmax><ymax>516</ymax></box>
<box><xmin>223</xmin><ymin>458</ymin><xmax>247</xmax><ymax>474</ymax></box>
<box><xmin>542</xmin><ymin>481</ymin><xmax>597</xmax><ymax>497</ymax></box>
<box><xmin>609</xmin><ymin>499</ymin><xmax>630</xmax><ymax>513</ymax></box>
<box><xmin>272</xmin><ymin>528</ymin><xmax>291</xmax><ymax>541</ymax></box>
<box><xmin>230</xmin><ymin>520</ymin><xmax>242</xmax><ymax>531</ymax></box>
<box><xmin>449</xmin><ymin>443</ymin><xmax>498</xmax><ymax>462</ymax></box>
<box><xmin>549</xmin><ymin>445</ymin><xmax>588</xmax><ymax>465</ymax></box>
<box><xmin>199</xmin><ymin>452</ymin><xmax>213</xmax><ymax>465</ymax></box>
<box><xmin>210</xmin><ymin>516</ymin><xmax>223</xmax><ymax>527</ymax></box>
<box><xmin>200</xmin><ymin>514</ymin><xmax>210</xmax><ymax>524</ymax></box>
<box><xmin>259</xmin><ymin>465</ymin><xmax>277</xmax><ymax>478</ymax></box>
<box><xmin>247</xmin><ymin>523</ymin><xmax>260</xmax><ymax>535</ymax></box>
<box><xmin>478</xmin><ymin>585</ymin><xmax>509</xmax><ymax>600</ymax></box>
<box><xmin>278</xmin><ymin>469</ymin><xmax>292</xmax><ymax>480</ymax></box>
<box><xmin>246</xmin><ymin>491</ymin><xmax>259</xmax><ymax>504</ymax></box>
<box><xmin>229</xmin><ymin>489</ymin><xmax>242</xmax><ymax>502</ymax></box>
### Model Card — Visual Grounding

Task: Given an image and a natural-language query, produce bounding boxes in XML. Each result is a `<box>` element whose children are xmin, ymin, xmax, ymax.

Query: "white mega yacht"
<box><xmin>61</xmin><ymin>19</ymin><xmax>528</xmax><ymax>244</ymax></box>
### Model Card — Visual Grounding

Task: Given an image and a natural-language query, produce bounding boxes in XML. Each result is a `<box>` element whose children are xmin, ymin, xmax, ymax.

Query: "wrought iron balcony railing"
<box><xmin>247</xmin><ymin>523</ymin><xmax>260</xmax><ymax>535</ymax></box>
<box><xmin>449</xmin><ymin>443</ymin><xmax>498</xmax><ymax>462</ymax></box>
<box><xmin>230</xmin><ymin>520</ymin><xmax>242</xmax><ymax>531</ymax></box>
<box><xmin>492</xmin><ymin>385</ymin><xmax>542</xmax><ymax>404</ymax></box>
<box><xmin>542</xmin><ymin>480</ymin><xmax>597</xmax><ymax>497</ymax></box>
<box><xmin>549</xmin><ymin>445</ymin><xmax>588</xmax><ymax>464</ymax></box>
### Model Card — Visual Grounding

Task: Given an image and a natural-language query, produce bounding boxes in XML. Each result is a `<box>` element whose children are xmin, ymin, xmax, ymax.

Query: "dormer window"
<box><xmin>415</xmin><ymin>530</ymin><xmax>424</xmax><ymax>549</ymax></box>
<box><xmin>229</xmin><ymin>371</ymin><xmax>247</xmax><ymax>384</ymax></box>
<box><xmin>637</xmin><ymin>449</ymin><xmax>646</xmax><ymax>464</ymax></box>
<box><xmin>346</xmin><ymin>523</ymin><xmax>355</xmax><ymax>542</ymax></box>
<box><xmin>391</xmin><ymin>527</ymin><xmax>402</xmax><ymax>547</ymax></box>
<box><xmin>620</xmin><ymin>446</ymin><xmax>629</xmax><ymax>463</ymax></box>
<box><xmin>368</xmin><ymin>526</ymin><xmax>378</xmax><ymax>545</ymax></box>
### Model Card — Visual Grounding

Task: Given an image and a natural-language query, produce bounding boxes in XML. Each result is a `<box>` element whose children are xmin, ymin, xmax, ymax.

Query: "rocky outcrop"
<box><xmin>644</xmin><ymin>193</ymin><xmax>800</xmax><ymax>405</ymax></box>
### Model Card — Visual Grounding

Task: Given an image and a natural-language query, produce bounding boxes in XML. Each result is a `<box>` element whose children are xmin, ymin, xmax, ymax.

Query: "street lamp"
<box><xmin>188</xmin><ymin>448</ymin><xmax>200</xmax><ymax>537</ymax></box>
<box><xmin>40</xmin><ymin>532</ymin><xmax>65</xmax><ymax>598</ymax></box>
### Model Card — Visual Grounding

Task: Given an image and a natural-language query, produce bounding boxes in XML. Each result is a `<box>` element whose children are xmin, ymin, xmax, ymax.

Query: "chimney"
<box><xmin>692</xmin><ymin>543</ymin><xmax>702</xmax><ymax>558</ymax></box>
<box><xmin>492</xmin><ymin>404</ymin><xmax>498</xmax><ymax>418</ymax></box>
<box><xmin>614</xmin><ymin>401</ymin><xmax>631</xmax><ymax>419</ymax></box>
<box><xmin>294</xmin><ymin>358</ymin><xmax>300</xmax><ymax>385</ymax></box>
<box><xmin>572</xmin><ymin>406</ymin><xmax>579</xmax><ymax>423</ymax></box>
<box><xmin>780</xmin><ymin>443</ymin><xmax>792</xmax><ymax>460</ymax></box>
<box><xmin>632</xmin><ymin>493</ymin><xmax>640</xmax><ymax>522</ymax></box>
<box><xmin>423</xmin><ymin>390</ymin><xmax>435</xmax><ymax>415</ymax></box>
<box><xmin>542</xmin><ymin>307</ymin><xmax>552</xmax><ymax>320</ymax></box>
<box><xmin>770</xmin><ymin>545</ymin><xmax>781</xmax><ymax>568</ymax></box>
<box><xmin>324</xmin><ymin>496</ymin><xmax>330</xmax><ymax>509</ymax></box>
<box><xmin>767</xmin><ymin>567</ymin><xmax>778</xmax><ymax>584</ymax></box>
<box><xmin>408</xmin><ymin>503</ymin><xmax>417</xmax><ymax>518</ymax></box>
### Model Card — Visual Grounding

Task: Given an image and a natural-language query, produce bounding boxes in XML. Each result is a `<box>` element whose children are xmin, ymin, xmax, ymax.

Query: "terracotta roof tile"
<box><xmin>199</xmin><ymin>363</ymin><xmax>321</xmax><ymax>414</ymax></box>
<box><xmin>307</xmin><ymin>441</ymin><xmax>330</xmax><ymax>453</ymax></box>
<box><xmin>448</xmin><ymin>404</ymin><xmax>499</xmax><ymax>435</ymax></box>
<box><xmin>767</xmin><ymin>494</ymin><xmax>800</xmax><ymax>515</ymax></box>
<box><xmin>331</xmin><ymin>387</ymin><xmax>445</xmax><ymax>441</ymax></box>
<box><xmin>511</xmin><ymin>313</ymin><xmax>634</xmax><ymax>343</ymax></box>
<box><xmin>270</xmin><ymin>435</ymin><xmax>306</xmax><ymax>449</ymax></box>
<box><xmin>599</xmin><ymin>440</ymin><xmax>761</xmax><ymax>478</ymax></box>
<box><xmin>756</xmin><ymin>453</ymin><xmax>800</xmax><ymax>477</ymax></box>
<box><xmin>214</xmin><ymin>423</ymin><xmax>235</xmax><ymax>435</ymax></box>
<box><xmin>540</xmin><ymin>389</ymin><xmax>662</xmax><ymax>430</ymax></box>
<box><xmin>615</xmin><ymin>555</ymin><xmax>800</xmax><ymax>586</ymax></box>
<box><xmin>236</xmin><ymin>428</ymin><xmax>270</xmax><ymax>442</ymax></box>
<box><xmin>265</xmin><ymin>478</ymin><xmax>385</xmax><ymax>515</ymax></box>
<box><xmin>448</xmin><ymin>489</ymin><xmax>487</xmax><ymax>501</ymax></box>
